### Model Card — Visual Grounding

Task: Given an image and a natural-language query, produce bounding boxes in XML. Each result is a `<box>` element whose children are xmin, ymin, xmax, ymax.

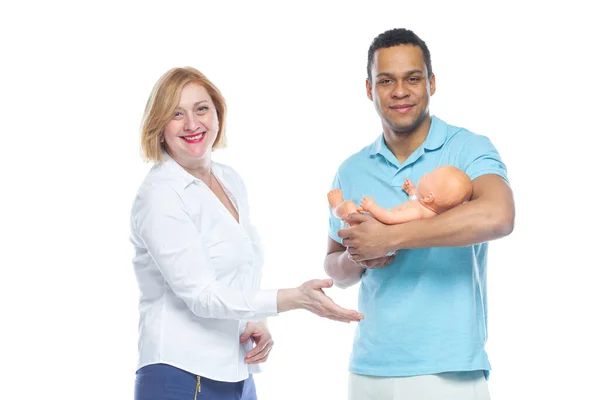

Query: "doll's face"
<box><xmin>417</xmin><ymin>171</ymin><xmax>438</xmax><ymax>198</ymax></box>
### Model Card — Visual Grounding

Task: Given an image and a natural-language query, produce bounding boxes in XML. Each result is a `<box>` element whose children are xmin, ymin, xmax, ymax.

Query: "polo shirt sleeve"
<box><xmin>460</xmin><ymin>134</ymin><xmax>510</xmax><ymax>185</ymax></box>
<box><xmin>327</xmin><ymin>173</ymin><xmax>344</xmax><ymax>244</ymax></box>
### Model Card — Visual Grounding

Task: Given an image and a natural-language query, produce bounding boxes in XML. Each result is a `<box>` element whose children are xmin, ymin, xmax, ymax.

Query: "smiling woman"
<box><xmin>130</xmin><ymin>67</ymin><xmax>363</xmax><ymax>400</ymax></box>
<box><xmin>165</xmin><ymin>83</ymin><xmax>217</xmax><ymax>152</ymax></box>
<box><xmin>140</xmin><ymin>67</ymin><xmax>227</xmax><ymax>164</ymax></box>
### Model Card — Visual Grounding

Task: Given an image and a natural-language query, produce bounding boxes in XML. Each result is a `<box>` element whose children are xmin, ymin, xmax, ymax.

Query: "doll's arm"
<box><xmin>360</xmin><ymin>196</ymin><xmax>422</xmax><ymax>225</ymax></box>
<box><xmin>402</xmin><ymin>179</ymin><xmax>418</xmax><ymax>198</ymax></box>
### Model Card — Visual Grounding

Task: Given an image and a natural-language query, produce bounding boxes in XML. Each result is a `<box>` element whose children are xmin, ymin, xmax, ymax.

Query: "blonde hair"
<box><xmin>140</xmin><ymin>67</ymin><xmax>227</xmax><ymax>162</ymax></box>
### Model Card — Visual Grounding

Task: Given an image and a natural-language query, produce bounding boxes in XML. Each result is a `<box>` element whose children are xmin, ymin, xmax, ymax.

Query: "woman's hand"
<box><xmin>277</xmin><ymin>279</ymin><xmax>364</xmax><ymax>323</ymax></box>
<box><xmin>240</xmin><ymin>321</ymin><xmax>274</xmax><ymax>364</ymax></box>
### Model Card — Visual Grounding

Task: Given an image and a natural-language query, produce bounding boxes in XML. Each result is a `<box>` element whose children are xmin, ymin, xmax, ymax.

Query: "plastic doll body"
<box><xmin>359</xmin><ymin>193</ymin><xmax>437</xmax><ymax>224</ymax></box>
<box><xmin>359</xmin><ymin>166</ymin><xmax>473</xmax><ymax>225</ymax></box>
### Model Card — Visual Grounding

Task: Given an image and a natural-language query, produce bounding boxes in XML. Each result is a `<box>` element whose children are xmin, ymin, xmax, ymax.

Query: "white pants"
<box><xmin>348</xmin><ymin>370</ymin><xmax>490</xmax><ymax>400</ymax></box>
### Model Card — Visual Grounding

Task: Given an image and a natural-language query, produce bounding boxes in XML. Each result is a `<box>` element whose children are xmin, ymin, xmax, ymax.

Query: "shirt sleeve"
<box><xmin>132</xmin><ymin>185</ymin><xmax>278</xmax><ymax>321</ymax></box>
<box><xmin>328</xmin><ymin>173</ymin><xmax>344</xmax><ymax>244</ymax></box>
<box><xmin>460</xmin><ymin>134</ymin><xmax>510</xmax><ymax>185</ymax></box>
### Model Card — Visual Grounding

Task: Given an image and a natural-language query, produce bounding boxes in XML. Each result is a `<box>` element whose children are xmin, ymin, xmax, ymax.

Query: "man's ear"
<box><xmin>429</xmin><ymin>73</ymin><xmax>436</xmax><ymax>96</ymax></box>
<box><xmin>366</xmin><ymin>79</ymin><xmax>373</xmax><ymax>101</ymax></box>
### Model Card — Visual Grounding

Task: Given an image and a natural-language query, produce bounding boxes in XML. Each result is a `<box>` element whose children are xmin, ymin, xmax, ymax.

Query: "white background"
<box><xmin>1</xmin><ymin>1</ymin><xmax>599</xmax><ymax>399</ymax></box>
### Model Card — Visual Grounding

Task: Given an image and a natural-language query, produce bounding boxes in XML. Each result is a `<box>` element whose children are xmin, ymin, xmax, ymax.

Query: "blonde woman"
<box><xmin>130</xmin><ymin>67</ymin><xmax>362</xmax><ymax>400</ymax></box>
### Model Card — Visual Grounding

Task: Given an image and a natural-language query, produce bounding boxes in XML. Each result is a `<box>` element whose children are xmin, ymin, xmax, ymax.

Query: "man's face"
<box><xmin>366</xmin><ymin>45</ymin><xmax>435</xmax><ymax>134</ymax></box>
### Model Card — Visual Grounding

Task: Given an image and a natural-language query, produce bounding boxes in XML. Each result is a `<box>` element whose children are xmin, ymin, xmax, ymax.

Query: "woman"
<box><xmin>130</xmin><ymin>67</ymin><xmax>362</xmax><ymax>400</ymax></box>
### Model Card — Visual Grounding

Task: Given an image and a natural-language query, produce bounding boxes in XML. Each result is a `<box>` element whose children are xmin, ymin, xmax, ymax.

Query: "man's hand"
<box><xmin>240</xmin><ymin>322</ymin><xmax>274</xmax><ymax>365</ymax></box>
<box><xmin>338</xmin><ymin>213</ymin><xmax>396</xmax><ymax>262</ymax></box>
<box><xmin>351</xmin><ymin>252</ymin><xmax>396</xmax><ymax>269</ymax></box>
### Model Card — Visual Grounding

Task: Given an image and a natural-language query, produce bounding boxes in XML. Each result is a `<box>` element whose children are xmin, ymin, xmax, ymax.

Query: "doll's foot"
<box><xmin>327</xmin><ymin>189</ymin><xmax>344</xmax><ymax>208</ymax></box>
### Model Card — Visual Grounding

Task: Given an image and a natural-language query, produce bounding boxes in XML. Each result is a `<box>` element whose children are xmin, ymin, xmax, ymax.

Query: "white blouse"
<box><xmin>129</xmin><ymin>152</ymin><xmax>278</xmax><ymax>382</ymax></box>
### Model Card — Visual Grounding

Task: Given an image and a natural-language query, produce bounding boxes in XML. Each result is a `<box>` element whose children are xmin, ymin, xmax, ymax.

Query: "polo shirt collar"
<box><xmin>369</xmin><ymin>115</ymin><xmax>448</xmax><ymax>167</ymax></box>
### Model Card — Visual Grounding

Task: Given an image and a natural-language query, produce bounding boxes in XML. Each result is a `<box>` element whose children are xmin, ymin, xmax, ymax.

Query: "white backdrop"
<box><xmin>2</xmin><ymin>1</ymin><xmax>598</xmax><ymax>399</ymax></box>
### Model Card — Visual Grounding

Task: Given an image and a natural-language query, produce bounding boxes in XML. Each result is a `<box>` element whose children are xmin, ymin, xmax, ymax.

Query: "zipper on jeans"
<box><xmin>194</xmin><ymin>376</ymin><xmax>201</xmax><ymax>400</ymax></box>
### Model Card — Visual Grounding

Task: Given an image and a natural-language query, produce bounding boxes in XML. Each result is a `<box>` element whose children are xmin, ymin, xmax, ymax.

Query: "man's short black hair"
<box><xmin>367</xmin><ymin>28</ymin><xmax>433</xmax><ymax>82</ymax></box>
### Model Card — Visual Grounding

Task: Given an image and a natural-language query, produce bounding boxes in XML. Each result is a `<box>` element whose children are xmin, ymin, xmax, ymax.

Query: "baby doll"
<box><xmin>327</xmin><ymin>165</ymin><xmax>472</xmax><ymax>226</ymax></box>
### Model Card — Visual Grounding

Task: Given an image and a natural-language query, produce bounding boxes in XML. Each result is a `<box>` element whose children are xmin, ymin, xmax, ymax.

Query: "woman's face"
<box><xmin>162</xmin><ymin>82</ymin><xmax>219</xmax><ymax>169</ymax></box>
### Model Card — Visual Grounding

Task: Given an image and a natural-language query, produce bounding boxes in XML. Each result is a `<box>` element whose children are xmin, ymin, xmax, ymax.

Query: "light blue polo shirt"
<box><xmin>328</xmin><ymin>115</ymin><xmax>508</xmax><ymax>378</ymax></box>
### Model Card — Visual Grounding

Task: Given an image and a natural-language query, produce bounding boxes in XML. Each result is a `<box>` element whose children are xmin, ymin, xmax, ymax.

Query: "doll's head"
<box><xmin>417</xmin><ymin>166</ymin><xmax>472</xmax><ymax>213</ymax></box>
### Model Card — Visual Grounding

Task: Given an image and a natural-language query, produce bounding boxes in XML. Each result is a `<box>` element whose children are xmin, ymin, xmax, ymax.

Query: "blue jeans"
<box><xmin>135</xmin><ymin>363</ymin><xmax>257</xmax><ymax>400</ymax></box>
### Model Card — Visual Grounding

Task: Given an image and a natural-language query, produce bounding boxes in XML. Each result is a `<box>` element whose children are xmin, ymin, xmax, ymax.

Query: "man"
<box><xmin>324</xmin><ymin>28</ymin><xmax>515</xmax><ymax>400</ymax></box>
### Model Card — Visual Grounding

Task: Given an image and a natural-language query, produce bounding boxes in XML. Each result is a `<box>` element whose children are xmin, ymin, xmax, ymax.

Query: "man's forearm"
<box><xmin>389</xmin><ymin>196</ymin><xmax>514</xmax><ymax>250</ymax></box>
<box><xmin>324</xmin><ymin>250</ymin><xmax>364</xmax><ymax>289</ymax></box>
